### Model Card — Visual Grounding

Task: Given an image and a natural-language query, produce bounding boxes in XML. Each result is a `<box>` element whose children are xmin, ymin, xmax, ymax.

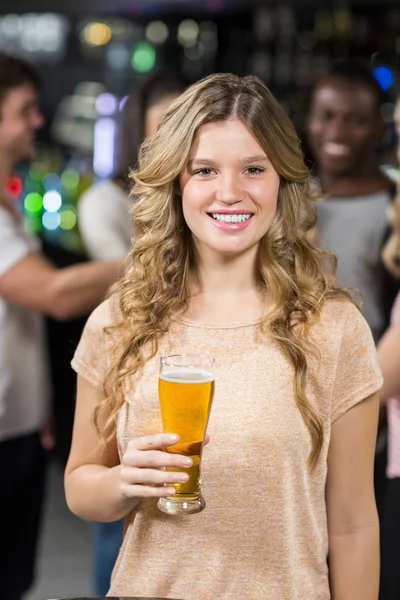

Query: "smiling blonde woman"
<box><xmin>65</xmin><ymin>74</ymin><xmax>382</xmax><ymax>600</ymax></box>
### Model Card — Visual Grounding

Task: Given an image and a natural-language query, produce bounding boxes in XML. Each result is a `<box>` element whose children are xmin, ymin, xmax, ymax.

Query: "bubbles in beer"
<box><xmin>160</xmin><ymin>368</ymin><xmax>214</xmax><ymax>385</ymax></box>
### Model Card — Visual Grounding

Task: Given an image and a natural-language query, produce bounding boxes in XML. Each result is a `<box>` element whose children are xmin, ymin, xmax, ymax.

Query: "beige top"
<box><xmin>72</xmin><ymin>297</ymin><xmax>382</xmax><ymax>600</ymax></box>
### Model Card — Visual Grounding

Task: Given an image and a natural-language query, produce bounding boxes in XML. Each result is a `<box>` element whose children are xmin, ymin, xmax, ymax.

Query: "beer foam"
<box><xmin>160</xmin><ymin>368</ymin><xmax>214</xmax><ymax>384</ymax></box>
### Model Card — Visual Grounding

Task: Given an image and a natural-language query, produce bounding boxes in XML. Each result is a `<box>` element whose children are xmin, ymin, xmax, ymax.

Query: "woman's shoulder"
<box><xmin>311</xmin><ymin>297</ymin><xmax>370</xmax><ymax>345</ymax></box>
<box><xmin>310</xmin><ymin>297</ymin><xmax>381</xmax><ymax>415</ymax></box>
<box><xmin>72</xmin><ymin>294</ymin><xmax>123</xmax><ymax>384</ymax></box>
<box><xmin>85</xmin><ymin>293</ymin><xmax>122</xmax><ymax>333</ymax></box>
<box><xmin>316</xmin><ymin>296</ymin><xmax>356</xmax><ymax>326</ymax></box>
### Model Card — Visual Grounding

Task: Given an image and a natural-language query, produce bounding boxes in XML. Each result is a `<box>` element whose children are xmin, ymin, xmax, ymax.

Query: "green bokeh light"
<box><xmin>131</xmin><ymin>42</ymin><xmax>156</xmax><ymax>73</ymax></box>
<box><xmin>25</xmin><ymin>215</ymin><xmax>42</xmax><ymax>235</ymax></box>
<box><xmin>61</xmin><ymin>169</ymin><xmax>80</xmax><ymax>191</ymax></box>
<box><xmin>60</xmin><ymin>208</ymin><xmax>77</xmax><ymax>231</ymax></box>
<box><xmin>24</xmin><ymin>192</ymin><xmax>43</xmax><ymax>214</ymax></box>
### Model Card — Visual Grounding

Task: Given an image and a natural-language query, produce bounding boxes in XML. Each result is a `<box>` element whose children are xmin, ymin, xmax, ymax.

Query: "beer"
<box><xmin>159</xmin><ymin>372</ymin><xmax>214</xmax><ymax>498</ymax></box>
<box><xmin>157</xmin><ymin>355</ymin><xmax>215</xmax><ymax>516</ymax></box>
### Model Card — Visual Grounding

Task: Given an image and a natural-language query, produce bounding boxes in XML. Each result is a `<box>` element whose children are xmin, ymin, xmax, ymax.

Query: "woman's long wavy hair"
<box><xmin>96</xmin><ymin>73</ymin><xmax>351</xmax><ymax>468</ymax></box>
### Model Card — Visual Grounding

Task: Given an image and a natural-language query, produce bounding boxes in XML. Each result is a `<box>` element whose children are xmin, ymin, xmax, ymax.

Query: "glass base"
<box><xmin>157</xmin><ymin>494</ymin><xmax>206</xmax><ymax>516</ymax></box>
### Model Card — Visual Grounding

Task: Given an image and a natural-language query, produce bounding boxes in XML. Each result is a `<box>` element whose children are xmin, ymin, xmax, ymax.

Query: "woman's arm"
<box><xmin>65</xmin><ymin>375</ymin><xmax>194</xmax><ymax>522</ymax></box>
<box><xmin>377</xmin><ymin>321</ymin><xmax>400</xmax><ymax>402</ymax></box>
<box><xmin>326</xmin><ymin>392</ymin><xmax>380</xmax><ymax>600</ymax></box>
<box><xmin>64</xmin><ymin>376</ymin><xmax>137</xmax><ymax>522</ymax></box>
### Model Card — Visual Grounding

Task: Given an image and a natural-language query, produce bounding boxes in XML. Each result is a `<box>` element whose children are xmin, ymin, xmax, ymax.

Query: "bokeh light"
<box><xmin>184</xmin><ymin>43</ymin><xmax>205</xmax><ymax>61</ymax></box>
<box><xmin>95</xmin><ymin>93</ymin><xmax>118</xmax><ymax>116</ymax></box>
<box><xmin>178</xmin><ymin>19</ymin><xmax>199</xmax><ymax>47</ymax></box>
<box><xmin>373</xmin><ymin>66</ymin><xmax>394</xmax><ymax>91</ymax></box>
<box><xmin>85</xmin><ymin>22</ymin><xmax>112</xmax><ymax>46</ymax></box>
<box><xmin>93</xmin><ymin>118</ymin><xmax>116</xmax><ymax>177</ymax></box>
<box><xmin>61</xmin><ymin>169</ymin><xmax>80</xmax><ymax>192</ymax></box>
<box><xmin>42</xmin><ymin>211</ymin><xmax>61</xmax><ymax>231</ymax></box>
<box><xmin>119</xmin><ymin>96</ymin><xmax>128</xmax><ymax>111</ymax></box>
<box><xmin>43</xmin><ymin>190</ymin><xmax>62</xmax><ymax>213</ymax></box>
<box><xmin>146</xmin><ymin>21</ymin><xmax>169</xmax><ymax>45</ymax></box>
<box><xmin>25</xmin><ymin>216</ymin><xmax>42</xmax><ymax>235</ymax></box>
<box><xmin>6</xmin><ymin>175</ymin><xmax>23</xmax><ymax>197</ymax></box>
<box><xmin>24</xmin><ymin>192</ymin><xmax>43</xmax><ymax>215</ymax></box>
<box><xmin>131</xmin><ymin>42</ymin><xmax>156</xmax><ymax>73</ymax></box>
<box><xmin>1</xmin><ymin>14</ymin><xmax>21</xmax><ymax>38</ymax></box>
<box><xmin>60</xmin><ymin>207</ymin><xmax>77</xmax><ymax>231</ymax></box>
<box><xmin>43</xmin><ymin>173</ymin><xmax>61</xmax><ymax>192</ymax></box>
<box><xmin>199</xmin><ymin>21</ymin><xmax>218</xmax><ymax>57</ymax></box>
<box><xmin>106</xmin><ymin>43</ymin><xmax>130</xmax><ymax>70</ymax></box>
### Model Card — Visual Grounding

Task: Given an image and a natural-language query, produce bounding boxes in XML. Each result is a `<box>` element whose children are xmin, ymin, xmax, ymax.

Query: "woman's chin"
<box><xmin>206</xmin><ymin>241</ymin><xmax>255</xmax><ymax>258</ymax></box>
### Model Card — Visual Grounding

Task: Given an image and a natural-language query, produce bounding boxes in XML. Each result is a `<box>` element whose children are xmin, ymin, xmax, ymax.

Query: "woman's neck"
<box><xmin>186</xmin><ymin>246</ymin><xmax>265</xmax><ymax>323</ymax></box>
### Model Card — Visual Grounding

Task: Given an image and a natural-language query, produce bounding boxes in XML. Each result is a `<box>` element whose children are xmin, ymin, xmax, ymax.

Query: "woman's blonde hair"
<box><xmin>97</xmin><ymin>73</ymin><xmax>351</xmax><ymax>468</ymax></box>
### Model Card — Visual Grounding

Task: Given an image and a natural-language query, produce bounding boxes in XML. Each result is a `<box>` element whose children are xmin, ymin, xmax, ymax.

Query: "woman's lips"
<box><xmin>207</xmin><ymin>213</ymin><xmax>254</xmax><ymax>231</ymax></box>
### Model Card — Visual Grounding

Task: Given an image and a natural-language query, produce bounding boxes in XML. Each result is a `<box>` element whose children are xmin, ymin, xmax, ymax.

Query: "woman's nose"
<box><xmin>215</xmin><ymin>174</ymin><xmax>244</xmax><ymax>205</ymax></box>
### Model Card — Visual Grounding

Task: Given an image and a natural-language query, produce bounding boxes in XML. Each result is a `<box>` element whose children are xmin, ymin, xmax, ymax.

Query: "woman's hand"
<box><xmin>120</xmin><ymin>433</ymin><xmax>209</xmax><ymax>499</ymax></box>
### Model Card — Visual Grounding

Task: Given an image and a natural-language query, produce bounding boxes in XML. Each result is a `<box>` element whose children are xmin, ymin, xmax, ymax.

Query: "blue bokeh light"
<box><xmin>373</xmin><ymin>66</ymin><xmax>394</xmax><ymax>91</ymax></box>
<box><xmin>42</xmin><ymin>211</ymin><xmax>61</xmax><ymax>231</ymax></box>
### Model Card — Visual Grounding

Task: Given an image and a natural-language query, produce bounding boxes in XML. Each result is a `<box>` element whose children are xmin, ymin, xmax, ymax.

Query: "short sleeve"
<box><xmin>331</xmin><ymin>303</ymin><xmax>383</xmax><ymax>422</ymax></box>
<box><xmin>71</xmin><ymin>299</ymin><xmax>112</xmax><ymax>388</ymax></box>
<box><xmin>0</xmin><ymin>208</ymin><xmax>30</xmax><ymax>276</ymax></box>
<box><xmin>78</xmin><ymin>183</ymin><xmax>131</xmax><ymax>261</ymax></box>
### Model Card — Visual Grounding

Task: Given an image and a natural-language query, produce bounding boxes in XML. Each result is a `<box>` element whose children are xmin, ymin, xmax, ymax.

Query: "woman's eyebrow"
<box><xmin>187</xmin><ymin>155</ymin><xmax>269</xmax><ymax>169</ymax></box>
<box><xmin>240</xmin><ymin>154</ymin><xmax>269</xmax><ymax>164</ymax></box>
<box><xmin>187</xmin><ymin>158</ymin><xmax>218</xmax><ymax>168</ymax></box>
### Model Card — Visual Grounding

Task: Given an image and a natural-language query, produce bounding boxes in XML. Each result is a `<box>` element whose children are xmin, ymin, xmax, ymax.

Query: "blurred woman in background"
<box><xmin>79</xmin><ymin>69</ymin><xmax>187</xmax><ymax>261</ymax></box>
<box><xmin>77</xmin><ymin>68</ymin><xmax>186</xmax><ymax>596</ymax></box>
<box><xmin>378</xmin><ymin>96</ymin><xmax>400</xmax><ymax>600</ymax></box>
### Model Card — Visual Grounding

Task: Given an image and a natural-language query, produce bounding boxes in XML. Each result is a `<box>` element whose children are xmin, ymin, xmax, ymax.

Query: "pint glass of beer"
<box><xmin>157</xmin><ymin>354</ymin><xmax>215</xmax><ymax>516</ymax></box>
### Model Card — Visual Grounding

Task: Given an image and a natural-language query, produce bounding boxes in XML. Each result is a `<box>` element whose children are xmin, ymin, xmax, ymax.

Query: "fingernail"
<box><xmin>182</xmin><ymin>457</ymin><xmax>192</xmax><ymax>466</ymax></box>
<box><xmin>179</xmin><ymin>474</ymin><xmax>189</xmax><ymax>482</ymax></box>
<box><xmin>167</xmin><ymin>434</ymin><xmax>179</xmax><ymax>442</ymax></box>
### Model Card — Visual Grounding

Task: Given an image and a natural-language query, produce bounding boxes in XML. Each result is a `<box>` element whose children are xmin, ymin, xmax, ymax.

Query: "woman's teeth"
<box><xmin>211</xmin><ymin>213</ymin><xmax>252</xmax><ymax>223</ymax></box>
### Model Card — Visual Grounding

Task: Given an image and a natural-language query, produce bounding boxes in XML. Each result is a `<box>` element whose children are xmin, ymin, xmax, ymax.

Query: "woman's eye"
<box><xmin>194</xmin><ymin>168</ymin><xmax>213</xmax><ymax>176</ymax></box>
<box><xmin>247</xmin><ymin>167</ymin><xmax>264</xmax><ymax>175</ymax></box>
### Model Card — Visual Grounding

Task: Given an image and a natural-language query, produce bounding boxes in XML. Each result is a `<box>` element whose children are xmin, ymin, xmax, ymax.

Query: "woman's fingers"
<box><xmin>122</xmin><ymin>447</ymin><xmax>193</xmax><ymax>470</ymax></box>
<box><xmin>120</xmin><ymin>432</ymin><xmax>211</xmax><ymax>498</ymax></box>
<box><xmin>131</xmin><ymin>433</ymin><xmax>180</xmax><ymax>451</ymax></box>
<box><xmin>121</xmin><ymin>482</ymin><xmax>177</xmax><ymax>499</ymax></box>
<box><xmin>121</xmin><ymin>466</ymin><xmax>189</xmax><ymax>487</ymax></box>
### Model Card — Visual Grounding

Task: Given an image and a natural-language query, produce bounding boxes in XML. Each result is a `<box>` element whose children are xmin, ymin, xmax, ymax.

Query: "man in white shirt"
<box><xmin>0</xmin><ymin>54</ymin><xmax>121</xmax><ymax>600</ymax></box>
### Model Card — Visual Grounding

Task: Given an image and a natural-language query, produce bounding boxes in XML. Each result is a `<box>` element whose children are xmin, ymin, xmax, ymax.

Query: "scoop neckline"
<box><xmin>172</xmin><ymin>315</ymin><xmax>262</xmax><ymax>330</ymax></box>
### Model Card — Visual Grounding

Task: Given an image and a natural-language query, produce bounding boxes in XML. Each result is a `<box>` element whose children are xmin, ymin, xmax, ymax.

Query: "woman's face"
<box><xmin>179</xmin><ymin>118</ymin><xmax>280</xmax><ymax>259</ymax></box>
<box><xmin>145</xmin><ymin>93</ymin><xmax>180</xmax><ymax>138</ymax></box>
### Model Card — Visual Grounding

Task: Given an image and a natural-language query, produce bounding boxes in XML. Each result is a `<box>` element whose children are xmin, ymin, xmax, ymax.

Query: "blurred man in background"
<box><xmin>307</xmin><ymin>60</ymin><xmax>400</xmax><ymax>589</ymax></box>
<box><xmin>307</xmin><ymin>58</ymin><xmax>397</xmax><ymax>343</ymax></box>
<box><xmin>0</xmin><ymin>53</ymin><xmax>120</xmax><ymax>600</ymax></box>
